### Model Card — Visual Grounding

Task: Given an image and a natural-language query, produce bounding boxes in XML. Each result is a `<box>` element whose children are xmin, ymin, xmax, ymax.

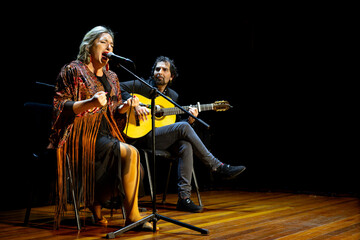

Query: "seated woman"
<box><xmin>49</xmin><ymin>26</ymin><xmax>156</xmax><ymax>231</ymax></box>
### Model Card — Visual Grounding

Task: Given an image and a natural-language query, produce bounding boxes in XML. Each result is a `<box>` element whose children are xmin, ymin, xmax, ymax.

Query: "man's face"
<box><xmin>153</xmin><ymin>61</ymin><xmax>173</xmax><ymax>86</ymax></box>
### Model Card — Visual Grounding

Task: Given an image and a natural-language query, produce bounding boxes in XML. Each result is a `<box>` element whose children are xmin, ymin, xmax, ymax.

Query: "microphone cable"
<box><xmin>122</xmin><ymin>62</ymin><xmax>137</xmax><ymax>142</ymax></box>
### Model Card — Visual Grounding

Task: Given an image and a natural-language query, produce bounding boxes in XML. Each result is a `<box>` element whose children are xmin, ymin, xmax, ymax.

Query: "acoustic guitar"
<box><xmin>123</xmin><ymin>94</ymin><xmax>232</xmax><ymax>139</ymax></box>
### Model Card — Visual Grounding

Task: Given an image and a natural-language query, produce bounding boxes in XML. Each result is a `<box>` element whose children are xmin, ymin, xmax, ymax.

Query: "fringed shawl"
<box><xmin>49</xmin><ymin>60</ymin><xmax>126</xmax><ymax>228</ymax></box>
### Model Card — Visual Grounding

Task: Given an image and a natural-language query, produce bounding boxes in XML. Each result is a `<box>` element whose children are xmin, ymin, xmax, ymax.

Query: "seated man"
<box><xmin>120</xmin><ymin>56</ymin><xmax>246</xmax><ymax>213</ymax></box>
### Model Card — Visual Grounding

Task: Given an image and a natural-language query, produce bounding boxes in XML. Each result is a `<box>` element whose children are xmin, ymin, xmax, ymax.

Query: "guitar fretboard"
<box><xmin>159</xmin><ymin>104</ymin><xmax>214</xmax><ymax>116</ymax></box>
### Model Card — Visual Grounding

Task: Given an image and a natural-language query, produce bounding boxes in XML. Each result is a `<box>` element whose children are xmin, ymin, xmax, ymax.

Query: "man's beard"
<box><xmin>154</xmin><ymin>76</ymin><xmax>166</xmax><ymax>86</ymax></box>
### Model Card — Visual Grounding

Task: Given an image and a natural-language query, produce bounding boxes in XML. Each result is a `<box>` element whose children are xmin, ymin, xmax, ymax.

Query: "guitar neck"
<box><xmin>160</xmin><ymin>104</ymin><xmax>214</xmax><ymax>116</ymax></box>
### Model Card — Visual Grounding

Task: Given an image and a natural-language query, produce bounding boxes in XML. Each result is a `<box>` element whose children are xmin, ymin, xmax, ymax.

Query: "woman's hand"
<box><xmin>72</xmin><ymin>91</ymin><xmax>107</xmax><ymax>115</ymax></box>
<box><xmin>90</xmin><ymin>91</ymin><xmax>108</xmax><ymax>108</ymax></box>
<box><xmin>118</xmin><ymin>95</ymin><xmax>144</xmax><ymax>114</ymax></box>
<box><xmin>125</xmin><ymin>95</ymin><xmax>140</xmax><ymax>108</ymax></box>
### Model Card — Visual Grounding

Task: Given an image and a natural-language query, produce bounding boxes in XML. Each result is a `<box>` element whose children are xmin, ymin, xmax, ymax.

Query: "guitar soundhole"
<box><xmin>155</xmin><ymin>105</ymin><xmax>165</xmax><ymax>119</ymax></box>
<box><xmin>155</xmin><ymin>115</ymin><xmax>165</xmax><ymax>120</ymax></box>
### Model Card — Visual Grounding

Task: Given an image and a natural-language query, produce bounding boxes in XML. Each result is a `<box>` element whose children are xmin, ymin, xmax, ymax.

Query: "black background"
<box><xmin>3</xmin><ymin>4</ymin><xmax>357</xmax><ymax>210</ymax></box>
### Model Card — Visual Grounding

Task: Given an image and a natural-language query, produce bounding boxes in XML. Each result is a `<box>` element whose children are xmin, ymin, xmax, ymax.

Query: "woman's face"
<box><xmin>89</xmin><ymin>33</ymin><xmax>114</xmax><ymax>68</ymax></box>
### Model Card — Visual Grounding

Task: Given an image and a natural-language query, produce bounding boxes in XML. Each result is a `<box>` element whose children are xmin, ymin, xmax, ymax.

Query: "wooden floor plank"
<box><xmin>277</xmin><ymin>215</ymin><xmax>360</xmax><ymax>239</ymax></box>
<box><xmin>0</xmin><ymin>190</ymin><xmax>359</xmax><ymax>239</ymax></box>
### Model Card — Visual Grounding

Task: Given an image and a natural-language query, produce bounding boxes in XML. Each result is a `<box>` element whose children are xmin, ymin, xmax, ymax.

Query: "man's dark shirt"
<box><xmin>120</xmin><ymin>78</ymin><xmax>179</xmax><ymax>104</ymax></box>
<box><xmin>120</xmin><ymin>78</ymin><xmax>209</xmax><ymax>150</ymax></box>
<box><xmin>120</xmin><ymin>78</ymin><xmax>185</xmax><ymax>144</ymax></box>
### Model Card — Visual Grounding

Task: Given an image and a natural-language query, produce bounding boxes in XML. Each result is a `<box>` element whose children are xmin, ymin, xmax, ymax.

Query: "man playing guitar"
<box><xmin>120</xmin><ymin>56</ymin><xmax>246</xmax><ymax>213</ymax></box>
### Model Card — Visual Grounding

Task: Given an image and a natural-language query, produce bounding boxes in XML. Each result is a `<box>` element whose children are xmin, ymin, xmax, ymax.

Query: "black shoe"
<box><xmin>176</xmin><ymin>198</ymin><xmax>203</xmax><ymax>213</ymax></box>
<box><xmin>216</xmin><ymin>164</ymin><xmax>246</xmax><ymax>180</ymax></box>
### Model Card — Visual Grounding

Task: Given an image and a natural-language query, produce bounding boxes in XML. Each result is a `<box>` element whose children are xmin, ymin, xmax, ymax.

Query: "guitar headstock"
<box><xmin>213</xmin><ymin>100</ymin><xmax>232</xmax><ymax>112</ymax></box>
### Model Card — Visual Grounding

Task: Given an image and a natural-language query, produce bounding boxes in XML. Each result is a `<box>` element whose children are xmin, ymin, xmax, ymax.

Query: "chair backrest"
<box><xmin>23</xmin><ymin>102</ymin><xmax>53</xmax><ymax>154</ymax></box>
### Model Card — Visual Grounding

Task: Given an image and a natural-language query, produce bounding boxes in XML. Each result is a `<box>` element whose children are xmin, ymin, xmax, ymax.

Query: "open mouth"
<box><xmin>102</xmin><ymin>52</ymin><xmax>109</xmax><ymax>61</ymax></box>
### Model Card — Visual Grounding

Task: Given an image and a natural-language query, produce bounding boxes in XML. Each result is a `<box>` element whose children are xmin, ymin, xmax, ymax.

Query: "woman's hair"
<box><xmin>151</xmin><ymin>56</ymin><xmax>179</xmax><ymax>80</ymax></box>
<box><xmin>77</xmin><ymin>26</ymin><xmax>114</xmax><ymax>64</ymax></box>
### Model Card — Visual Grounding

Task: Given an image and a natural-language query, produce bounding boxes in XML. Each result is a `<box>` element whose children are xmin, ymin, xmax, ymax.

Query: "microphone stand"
<box><xmin>106</xmin><ymin>63</ymin><xmax>210</xmax><ymax>238</ymax></box>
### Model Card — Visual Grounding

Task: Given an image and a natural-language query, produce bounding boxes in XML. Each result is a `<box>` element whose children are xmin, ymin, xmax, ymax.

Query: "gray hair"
<box><xmin>77</xmin><ymin>26</ymin><xmax>114</xmax><ymax>64</ymax></box>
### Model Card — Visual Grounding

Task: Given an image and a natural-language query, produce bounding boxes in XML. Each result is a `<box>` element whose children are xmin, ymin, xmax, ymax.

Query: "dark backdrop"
<box><xmin>4</xmin><ymin>6</ymin><xmax>356</xmax><ymax>210</ymax></box>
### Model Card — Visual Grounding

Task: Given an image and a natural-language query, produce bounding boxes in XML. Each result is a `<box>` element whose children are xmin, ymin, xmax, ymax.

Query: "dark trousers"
<box><xmin>144</xmin><ymin>122</ymin><xmax>222</xmax><ymax>199</ymax></box>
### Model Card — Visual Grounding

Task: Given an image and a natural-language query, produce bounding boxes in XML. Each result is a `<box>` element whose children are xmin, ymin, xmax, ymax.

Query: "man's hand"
<box><xmin>135</xmin><ymin>106</ymin><xmax>150</xmax><ymax>121</ymax></box>
<box><xmin>188</xmin><ymin>107</ymin><xmax>199</xmax><ymax>124</ymax></box>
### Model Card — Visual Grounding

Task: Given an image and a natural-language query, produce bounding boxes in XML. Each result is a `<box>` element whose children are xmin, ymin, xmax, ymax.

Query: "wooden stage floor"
<box><xmin>0</xmin><ymin>190</ymin><xmax>359</xmax><ymax>239</ymax></box>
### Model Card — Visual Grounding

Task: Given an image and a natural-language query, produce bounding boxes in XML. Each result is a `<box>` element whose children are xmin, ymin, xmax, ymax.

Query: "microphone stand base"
<box><xmin>106</xmin><ymin>213</ymin><xmax>209</xmax><ymax>239</ymax></box>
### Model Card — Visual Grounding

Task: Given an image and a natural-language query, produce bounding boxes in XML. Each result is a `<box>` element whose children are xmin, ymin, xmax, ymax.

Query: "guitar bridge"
<box><xmin>135</xmin><ymin>113</ymin><xmax>140</xmax><ymax>126</ymax></box>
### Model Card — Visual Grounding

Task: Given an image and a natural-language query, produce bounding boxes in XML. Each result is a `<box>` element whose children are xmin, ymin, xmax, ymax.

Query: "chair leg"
<box><xmin>192</xmin><ymin>169</ymin><xmax>203</xmax><ymax>206</ymax></box>
<box><xmin>110</xmin><ymin>201</ymin><xmax>114</xmax><ymax>218</ymax></box>
<box><xmin>24</xmin><ymin>184</ymin><xmax>33</xmax><ymax>225</ymax></box>
<box><xmin>66</xmin><ymin>154</ymin><xmax>81</xmax><ymax>231</ymax></box>
<box><xmin>121</xmin><ymin>204</ymin><xmax>126</xmax><ymax>219</ymax></box>
<box><xmin>162</xmin><ymin>161</ymin><xmax>173</xmax><ymax>204</ymax></box>
<box><xmin>142</xmin><ymin>150</ymin><xmax>154</xmax><ymax>202</ymax></box>
<box><xmin>109</xmin><ymin>195</ymin><xmax>126</xmax><ymax>220</ymax></box>
<box><xmin>24</xmin><ymin>153</ymin><xmax>38</xmax><ymax>225</ymax></box>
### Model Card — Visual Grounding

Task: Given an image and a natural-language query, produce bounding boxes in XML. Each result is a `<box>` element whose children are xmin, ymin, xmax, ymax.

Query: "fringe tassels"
<box><xmin>54</xmin><ymin>112</ymin><xmax>104</xmax><ymax>229</ymax></box>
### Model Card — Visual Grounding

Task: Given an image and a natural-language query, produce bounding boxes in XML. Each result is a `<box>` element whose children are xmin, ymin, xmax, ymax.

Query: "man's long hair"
<box><xmin>151</xmin><ymin>56</ymin><xmax>179</xmax><ymax>80</ymax></box>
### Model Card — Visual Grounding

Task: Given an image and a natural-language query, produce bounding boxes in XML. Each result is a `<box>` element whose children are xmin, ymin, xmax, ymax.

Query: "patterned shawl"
<box><xmin>49</xmin><ymin>60</ymin><xmax>126</xmax><ymax>228</ymax></box>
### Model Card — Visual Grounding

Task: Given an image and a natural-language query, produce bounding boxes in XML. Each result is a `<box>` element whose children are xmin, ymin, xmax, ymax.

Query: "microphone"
<box><xmin>106</xmin><ymin>52</ymin><xmax>133</xmax><ymax>63</ymax></box>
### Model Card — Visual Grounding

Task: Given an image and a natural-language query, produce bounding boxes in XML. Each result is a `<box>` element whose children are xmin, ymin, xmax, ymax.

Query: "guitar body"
<box><xmin>123</xmin><ymin>94</ymin><xmax>231</xmax><ymax>139</ymax></box>
<box><xmin>124</xmin><ymin>94</ymin><xmax>176</xmax><ymax>139</ymax></box>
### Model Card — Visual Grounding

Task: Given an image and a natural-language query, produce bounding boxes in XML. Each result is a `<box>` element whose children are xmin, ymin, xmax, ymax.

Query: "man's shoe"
<box><xmin>216</xmin><ymin>164</ymin><xmax>246</xmax><ymax>180</ymax></box>
<box><xmin>176</xmin><ymin>198</ymin><xmax>203</xmax><ymax>213</ymax></box>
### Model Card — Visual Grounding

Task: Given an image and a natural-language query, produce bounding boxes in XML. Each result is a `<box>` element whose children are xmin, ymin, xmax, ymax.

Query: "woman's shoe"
<box><xmin>89</xmin><ymin>205</ymin><xmax>108</xmax><ymax>226</ymax></box>
<box><xmin>140</xmin><ymin>222</ymin><xmax>159</xmax><ymax>232</ymax></box>
<box><xmin>92</xmin><ymin>215</ymin><xmax>108</xmax><ymax>226</ymax></box>
<box><xmin>125</xmin><ymin>220</ymin><xmax>159</xmax><ymax>232</ymax></box>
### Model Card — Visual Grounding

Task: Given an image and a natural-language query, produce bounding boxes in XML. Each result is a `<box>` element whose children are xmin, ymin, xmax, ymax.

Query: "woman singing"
<box><xmin>49</xmin><ymin>26</ymin><xmax>156</xmax><ymax>231</ymax></box>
